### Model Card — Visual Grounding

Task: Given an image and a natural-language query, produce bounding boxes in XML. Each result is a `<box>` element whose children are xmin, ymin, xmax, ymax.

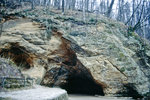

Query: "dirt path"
<box><xmin>68</xmin><ymin>94</ymin><xmax>133</xmax><ymax>100</ymax></box>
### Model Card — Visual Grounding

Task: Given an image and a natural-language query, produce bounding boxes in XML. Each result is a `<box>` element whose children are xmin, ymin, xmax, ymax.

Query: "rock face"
<box><xmin>1</xmin><ymin>8</ymin><xmax>150</xmax><ymax>98</ymax></box>
<box><xmin>0</xmin><ymin>18</ymin><xmax>47</xmax><ymax>83</ymax></box>
<box><xmin>0</xmin><ymin>58</ymin><xmax>23</xmax><ymax>78</ymax></box>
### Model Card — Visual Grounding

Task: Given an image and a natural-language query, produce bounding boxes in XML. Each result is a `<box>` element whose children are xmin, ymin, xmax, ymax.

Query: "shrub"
<box><xmin>89</xmin><ymin>18</ymin><xmax>97</xmax><ymax>23</ymax></box>
<box><xmin>109</xmin><ymin>23</ymin><xmax>115</xmax><ymax>27</ymax></box>
<box><xmin>120</xmin><ymin>67</ymin><xmax>125</xmax><ymax>73</ymax></box>
<box><xmin>119</xmin><ymin>53</ymin><xmax>125</xmax><ymax>58</ymax></box>
<box><xmin>118</xmin><ymin>52</ymin><xmax>127</xmax><ymax>61</ymax></box>
<box><xmin>105</xmin><ymin>29</ymin><xmax>112</xmax><ymax>34</ymax></box>
<box><xmin>144</xmin><ymin>92</ymin><xmax>150</xmax><ymax>97</ymax></box>
<box><xmin>109</xmin><ymin>44</ymin><xmax>116</xmax><ymax>50</ymax></box>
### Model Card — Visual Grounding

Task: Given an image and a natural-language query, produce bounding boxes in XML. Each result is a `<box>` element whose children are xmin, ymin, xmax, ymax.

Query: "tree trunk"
<box><xmin>85</xmin><ymin>0</ymin><xmax>89</xmax><ymax>12</ymax></box>
<box><xmin>72</xmin><ymin>0</ymin><xmax>76</xmax><ymax>10</ymax></box>
<box><xmin>54</xmin><ymin>0</ymin><xmax>60</xmax><ymax>9</ymax></box>
<box><xmin>83</xmin><ymin>0</ymin><xmax>86</xmax><ymax>21</ymax></box>
<box><xmin>132</xmin><ymin>0</ymin><xmax>135</xmax><ymax>25</ymax></box>
<box><xmin>106</xmin><ymin>0</ymin><xmax>115</xmax><ymax>17</ymax></box>
<box><xmin>0</xmin><ymin>23</ymin><xmax>3</xmax><ymax>37</ymax></box>
<box><xmin>62</xmin><ymin>0</ymin><xmax>65</xmax><ymax>13</ymax></box>
<box><xmin>125</xmin><ymin>0</ymin><xmax>142</xmax><ymax>25</ymax></box>
<box><xmin>31</xmin><ymin>0</ymin><xmax>35</xmax><ymax>9</ymax></box>
<box><xmin>44</xmin><ymin>0</ymin><xmax>46</xmax><ymax>6</ymax></box>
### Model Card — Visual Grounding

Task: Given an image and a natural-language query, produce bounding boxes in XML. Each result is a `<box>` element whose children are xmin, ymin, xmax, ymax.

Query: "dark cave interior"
<box><xmin>119</xmin><ymin>83</ymin><xmax>143</xmax><ymax>99</ymax></box>
<box><xmin>61</xmin><ymin>73</ymin><xmax>105</xmax><ymax>96</ymax></box>
<box><xmin>0</xmin><ymin>43</ymin><xmax>33</xmax><ymax>69</ymax></box>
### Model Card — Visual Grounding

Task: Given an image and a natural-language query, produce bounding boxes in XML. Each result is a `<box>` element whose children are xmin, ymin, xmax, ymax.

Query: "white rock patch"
<box><xmin>0</xmin><ymin>85</ymin><xmax>68</xmax><ymax>100</ymax></box>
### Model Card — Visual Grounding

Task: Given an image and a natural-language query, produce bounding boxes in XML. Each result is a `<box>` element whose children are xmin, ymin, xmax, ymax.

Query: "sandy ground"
<box><xmin>0</xmin><ymin>86</ymin><xmax>133</xmax><ymax>100</ymax></box>
<box><xmin>0</xmin><ymin>85</ymin><xmax>67</xmax><ymax>100</ymax></box>
<box><xmin>68</xmin><ymin>94</ymin><xmax>133</xmax><ymax>100</ymax></box>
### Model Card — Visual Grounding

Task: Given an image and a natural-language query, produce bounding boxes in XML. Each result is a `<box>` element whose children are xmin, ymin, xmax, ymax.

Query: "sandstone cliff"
<box><xmin>0</xmin><ymin>7</ymin><xmax>150</xmax><ymax>98</ymax></box>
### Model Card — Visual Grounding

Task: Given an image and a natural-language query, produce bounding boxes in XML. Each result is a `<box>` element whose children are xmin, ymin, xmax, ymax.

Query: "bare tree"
<box><xmin>31</xmin><ymin>0</ymin><xmax>35</xmax><ymax>9</ymax></box>
<box><xmin>62</xmin><ymin>0</ymin><xmax>65</xmax><ymax>13</ymax></box>
<box><xmin>132</xmin><ymin>0</ymin><xmax>136</xmax><ymax>25</ymax></box>
<box><xmin>54</xmin><ymin>0</ymin><xmax>60</xmax><ymax>9</ymax></box>
<box><xmin>90</xmin><ymin>0</ymin><xmax>96</xmax><ymax>12</ymax></box>
<box><xmin>132</xmin><ymin>0</ymin><xmax>146</xmax><ymax>31</ymax></box>
<box><xmin>117</xmin><ymin>0</ymin><xmax>126</xmax><ymax>22</ymax></box>
<box><xmin>83</xmin><ymin>0</ymin><xmax>86</xmax><ymax>21</ymax></box>
<box><xmin>44</xmin><ymin>0</ymin><xmax>47</xmax><ymax>6</ymax></box>
<box><xmin>72</xmin><ymin>0</ymin><xmax>76</xmax><ymax>10</ymax></box>
<box><xmin>124</xmin><ymin>2</ymin><xmax>131</xmax><ymax>22</ymax></box>
<box><xmin>107</xmin><ymin>0</ymin><xmax>109</xmax><ymax>9</ymax></box>
<box><xmin>48</xmin><ymin>0</ymin><xmax>51</xmax><ymax>8</ymax></box>
<box><xmin>106</xmin><ymin>0</ymin><xmax>115</xmax><ymax>17</ymax></box>
<box><xmin>99</xmin><ymin>0</ymin><xmax>106</xmax><ymax>14</ymax></box>
<box><xmin>125</xmin><ymin>0</ymin><xmax>142</xmax><ymax>25</ymax></box>
<box><xmin>85</xmin><ymin>0</ymin><xmax>89</xmax><ymax>11</ymax></box>
<box><xmin>0</xmin><ymin>19</ymin><xmax>3</xmax><ymax>37</ymax></box>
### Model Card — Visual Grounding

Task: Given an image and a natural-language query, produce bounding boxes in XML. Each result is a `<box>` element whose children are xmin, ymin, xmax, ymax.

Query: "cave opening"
<box><xmin>61</xmin><ymin>73</ymin><xmax>105</xmax><ymax>96</ymax></box>
<box><xmin>119</xmin><ymin>83</ymin><xmax>143</xmax><ymax>99</ymax></box>
<box><xmin>0</xmin><ymin>43</ymin><xmax>34</xmax><ymax>69</ymax></box>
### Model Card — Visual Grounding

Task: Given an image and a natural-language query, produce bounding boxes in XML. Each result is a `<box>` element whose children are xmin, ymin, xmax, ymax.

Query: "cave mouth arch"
<box><xmin>61</xmin><ymin>73</ymin><xmax>105</xmax><ymax>96</ymax></box>
<box><xmin>0</xmin><ymin>43</ymin><xmax>34</xmax><ymax>69</ymax></box>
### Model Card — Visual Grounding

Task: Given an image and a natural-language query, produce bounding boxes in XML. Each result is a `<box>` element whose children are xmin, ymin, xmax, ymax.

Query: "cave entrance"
<box><xmin>61</xmin><ymin>74</ymin><xmax>104</xmax><ymax>96</ymax></box>
<box><xmin>0</xmin><ymin>43</ymin><xmax>34</xmax><ymax>69</ymax></box>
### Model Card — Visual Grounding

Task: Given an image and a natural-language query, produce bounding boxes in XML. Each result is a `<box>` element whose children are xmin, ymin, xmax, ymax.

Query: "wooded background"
<box><xmin>0</xmin><ymin>0</ymin><xmax>150</xmax><ymax>41</ymax></box>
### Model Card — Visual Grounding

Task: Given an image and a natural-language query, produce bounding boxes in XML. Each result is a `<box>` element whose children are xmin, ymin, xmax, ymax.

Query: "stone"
<box><xmin>0</xmin><ymin>58</ymin><xmax>23</xmax><ymax>78</ymax></box>
<box><xmin>0</xmin><ymin>85</ymin><xmax>68</xmax><ymax>100</ymax></box>
<box><xmin>1</xmin><ymin>8</ymin><xmax>150</xmax><ymax>99</ymax></box>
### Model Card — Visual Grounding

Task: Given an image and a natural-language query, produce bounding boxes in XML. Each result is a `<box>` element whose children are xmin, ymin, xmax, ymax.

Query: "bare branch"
<box><xmin>125</xmin><ymin>0</ymin><xmax>142</xmax><ymax>25</ymax></box>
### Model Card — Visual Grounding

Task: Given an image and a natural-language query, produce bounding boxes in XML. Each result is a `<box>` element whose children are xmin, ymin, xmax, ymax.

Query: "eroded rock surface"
<box><xmin>1</xmin><ymin>8</ymin><xmax>150</xmax><ymax>99</ymax></box>
<box><xmin>0</xmin><ymin>58</ymin><xmax>23</xmax><ymax>78</ymax></box>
